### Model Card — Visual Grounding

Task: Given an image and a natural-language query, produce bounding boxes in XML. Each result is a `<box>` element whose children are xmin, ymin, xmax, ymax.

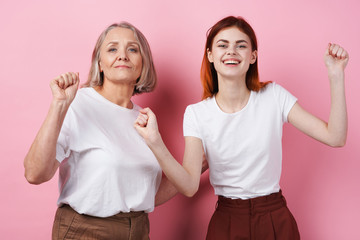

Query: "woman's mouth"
<box><xmin>223</xmin><ymin>59</ymin><xmax>240</xmax><ymax>65</ymax></box>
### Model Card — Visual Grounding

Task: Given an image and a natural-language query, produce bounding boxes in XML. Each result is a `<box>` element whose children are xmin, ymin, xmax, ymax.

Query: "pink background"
<box><xmin>1</xmin><ymin>0</ymin><xmax>359</xmax><ymax>239</ymax></box>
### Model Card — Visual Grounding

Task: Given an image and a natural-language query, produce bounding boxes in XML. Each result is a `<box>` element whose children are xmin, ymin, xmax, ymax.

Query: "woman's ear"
<box><xmin>98</xmin><ymin>61</ymin><xmax>103</xmax><ymax>72</ymax></box>
<box><xmin>207</xmin><ymin>48</ymin><xmax>214</xmax><ymax>63</ymax></box>
<box><xmin>250</xmin><ymin>50</ymin><xmax>257</xmax><ymax>64</ymax></box>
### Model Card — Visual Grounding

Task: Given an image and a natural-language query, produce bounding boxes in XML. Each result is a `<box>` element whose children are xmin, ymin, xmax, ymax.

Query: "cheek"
<box><xmin>138</xmin><ymin>59</ymin><xmax>143</xmax><ymax>69</ymax></box>
<box><xmin>136</xmin><ymin>62</ymin><xmax>143</xmax><ymax>77</ymax></box>
<box><xmin>99</xmin><ymin>58</ymin><xmax>111</xmax><ymax>69</ymax></box>
<box><xmin>213</xmin><ymin>52</ymin><xmax>223</xmax><ymax>63</ymax></box>
<box><xmin>134</xmin><ymin>56</ymin><xmax>143</xmax><ymax>70</ymax></box>
<box><xmin>214</xmin><ymin>52</ymin><xmax>226</xmax><ymax>65</ymax></box>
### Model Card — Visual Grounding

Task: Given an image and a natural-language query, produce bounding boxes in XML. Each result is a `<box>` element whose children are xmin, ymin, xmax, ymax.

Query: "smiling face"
<box><xmin>207</xmin><ymin>26</ymin><xmax>257</xmax><ymax>82</ymax></box>
<box><xmin>99</xmin><ymin>27</ymin><xmax>143</xmax><ymax>85</ymax></box>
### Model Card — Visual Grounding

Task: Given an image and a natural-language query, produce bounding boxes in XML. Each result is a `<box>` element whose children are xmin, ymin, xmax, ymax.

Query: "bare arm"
<box><xmin>134</xmin><ymin>108</ymin><xmax>204</xmax><ymax>197</ymax></box>
<box><xmin>24</xmin><ymin>72</ymin><xmax>79</xmax><ymax>184</ymax></box>
<box><xmin>155</xmin><ymin>151</ymin><xmax>209</xmax><ymax>205</ymax></box>
<box><xmin>288</xmin><ymin>43</ymin><xmax>348</xmax><ymax>147</ymax></box>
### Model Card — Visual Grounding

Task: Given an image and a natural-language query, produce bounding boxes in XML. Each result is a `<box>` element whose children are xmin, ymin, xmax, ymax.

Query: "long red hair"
<box><xmin>200</xmin><ymin>16</ymin><xmax>270</xmax><ymax>99</ymax></box>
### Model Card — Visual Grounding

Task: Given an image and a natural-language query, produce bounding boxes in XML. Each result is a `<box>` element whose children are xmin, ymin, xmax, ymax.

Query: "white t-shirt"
<box><xmin>56</xmin><ymin>87</ymin><xmax>162</xmax><ymax>217</ymax></box>
<box><xmin>183</xmin><ymin>83</ymin><xmax>297</xmax><ymax>199</ymax></box>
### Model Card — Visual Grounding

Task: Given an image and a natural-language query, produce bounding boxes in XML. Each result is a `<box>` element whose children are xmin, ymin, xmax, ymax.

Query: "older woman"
<box><xmin>24</xmin><ymin>22</ymin><xmax>173</xmax><ymax>240</ymax></box>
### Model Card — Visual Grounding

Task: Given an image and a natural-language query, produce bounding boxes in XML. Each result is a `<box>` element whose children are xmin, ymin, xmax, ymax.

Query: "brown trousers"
<box><xmin>206</xmin><ymin>191</ymin><xmax>300</xmax><ymax>240</ymax></box>
<box><xmin>52</xmin><ymin>205</ymin><xmax>149</xmax><ymax>240</ymax></box>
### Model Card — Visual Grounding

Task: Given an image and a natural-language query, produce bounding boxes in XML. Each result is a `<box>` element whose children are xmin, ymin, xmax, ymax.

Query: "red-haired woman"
<box><xmin>135</xmin><ymin>16</ymin><xmax>348</xmax><ymax>239</ymax></box>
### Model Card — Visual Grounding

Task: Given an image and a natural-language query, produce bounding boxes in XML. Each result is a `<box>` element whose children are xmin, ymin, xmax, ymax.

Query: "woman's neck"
<box><xmin>94</xmin><ymin>81</ymin><xmax>134</xmax><ymax>109</ymax></box>
<box><xmin>215</xmin><ymin>76</ymin><xmax>251</xmax><ymax>113</ymax></box>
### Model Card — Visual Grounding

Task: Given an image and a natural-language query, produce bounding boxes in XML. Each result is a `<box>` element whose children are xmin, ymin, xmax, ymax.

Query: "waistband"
<box><xmin>216</xmin><ymin>190</ymin><xmax>286</xmax><ymax>215</ymax></box>
<box><xmin>61</xmin><ymin>204</ymin><xmax>147</xmax><ymax>219</ymax></box>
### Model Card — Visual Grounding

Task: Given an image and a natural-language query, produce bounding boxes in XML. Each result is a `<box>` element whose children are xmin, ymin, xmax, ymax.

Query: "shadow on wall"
<box><xmin>173</xmin><ymin>175</ymin><xmax>215</xmax><ymax>240</ymax></box>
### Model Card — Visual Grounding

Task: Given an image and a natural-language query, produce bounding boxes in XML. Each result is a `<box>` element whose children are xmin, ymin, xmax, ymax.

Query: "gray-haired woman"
<box><xmin>24</xmin><ymin>22</ymin><xmax>175</xmax><ymax>240</ymax></box>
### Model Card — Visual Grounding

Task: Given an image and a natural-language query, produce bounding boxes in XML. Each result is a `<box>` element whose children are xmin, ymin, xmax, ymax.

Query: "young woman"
<box><xmin>134</xmin><ymin>16</ymin><xmax>348</xmax><ymax>239</ymax></box>
<box><xmin>24</xmin><ymin>22</ymin><xmax>176</xmax><ymax>240</ymax></box>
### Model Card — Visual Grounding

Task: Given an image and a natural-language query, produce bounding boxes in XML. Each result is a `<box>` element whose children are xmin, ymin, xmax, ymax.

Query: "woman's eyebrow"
<box><xmin>216</xmin><ymin>39</ymin><xmax>248</xmax><ymax>44</ymax></box>
<box><xmin>106</xmin><ymin>41</ymin><xmax>119</xmax><ymax>46</ymax></box>
<box><xmin>128</xmin><ymin>42</ymin><xmax>140</xmax><ymax>47</ymax></box>
<box><xmin>216</xmin><ymin>39</ymin><xmax>229</xmax><ymax>43</ymax></box>
<box><xmin>106</xmin><ymin>41</ymin><xmax>139</xmax><ymax>46</ymax></box>
<box><xmin>236</xmin><ymin>40</ymin><xmax>248</xmax><ymax>44</ymax></box>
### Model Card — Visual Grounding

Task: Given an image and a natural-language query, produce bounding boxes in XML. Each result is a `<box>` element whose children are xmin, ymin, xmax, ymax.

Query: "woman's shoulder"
<box><xmin>256</xmin><ymin>82</ymin><xmax>297</xmax><ymax>109</ymax></box>
<box><xmin>257</xmin><ymin>82</ymin><xmax>288</xmax><ymax>96</ymax></box>
<box><xmin>184</xmin><ymin>97</ymin><xmax>215</xmax><ymax>118</ymax></box>
<box><xmin>77</xmin><ymin>87</ymin><xmax>95</xmax><ymax>96</ymax></box>
<box><xmin>68</xmin><ymin>87</ymin><xmax>102</xmax><ymax>111</ymax></box>
<box><xmin>72</xmin><ymin>87</ymin><xmax>93</xmax><ymax>101</ymax></box>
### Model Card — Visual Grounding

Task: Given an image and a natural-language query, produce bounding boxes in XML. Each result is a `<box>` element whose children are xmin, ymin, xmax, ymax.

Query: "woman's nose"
<box><xmin>117</xmin><ymin>55</ymin><xmax>128</xmax><ymax>61</ymax></box>
<box><xmin>226</xmin><ymin>47</ymin><xmax>236</xmax><ymax>55</ymax></box>
<box><xmin>117</xmin><ymin>49</ymin><xmax>128</xmax><ymax>61</ymax></box>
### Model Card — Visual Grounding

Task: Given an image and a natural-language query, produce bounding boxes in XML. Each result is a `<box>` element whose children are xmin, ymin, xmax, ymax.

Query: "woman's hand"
<box><xmin>50</xmin><ymin>72</ymin><xmax>79</xmax><ymax>106</ymax></box>
<box><xmin>134</xmin><ymin>107</ymin><xmax>161</xmax><ymax>145</ymax></box>
<box><xmin>324</xmin><ymin>43</ymin><xmax>349</xmax><ymax>76</ymax></box>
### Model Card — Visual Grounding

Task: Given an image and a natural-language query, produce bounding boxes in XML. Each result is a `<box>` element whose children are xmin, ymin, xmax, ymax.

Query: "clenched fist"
<box><xmin>324</xmin><ymin>43</ymin><xmax>349</xmax><ymax>75</ymax></box>
<box><xmin>50</xmin><ymin>72</ymin><xmax>80</xmax><ymax>106</ymax></box>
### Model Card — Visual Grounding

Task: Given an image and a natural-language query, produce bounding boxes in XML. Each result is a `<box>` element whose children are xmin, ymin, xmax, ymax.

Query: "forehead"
<box><xmin>103</xmin><ymin>27</ymin><xmax>138</xmax><ymax>44</ymax></box>
<box><xmin>213</xmin><ymin>26</ymin><xmax>251</xmax><ymax>43</ymax></box>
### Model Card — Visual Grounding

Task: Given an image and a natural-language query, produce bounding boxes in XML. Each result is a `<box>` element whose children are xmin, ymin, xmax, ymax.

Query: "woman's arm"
<box><xmin>155</xmin><ymin>176</ymin><xmax>178</xmax><ymax>206</ymax></box>
<box><xmin>24</xmin><ymin>72</ymin><xmax>79</xmax><ymax>184</ymax></box>
<box><xmin>155</xmin><ymin>151</ymin><xmax>209</xmax><ymax>205</ymax></box>
<box><xmin>288</xmin><ymin>43</ymin><xmax>348</xmax><ymax>147</ymax></box>
<box><xmin>155</xmin><ymin>153</ymin><xmax>209</xmax><ymax>205</ymax></box>
<box><xmin>135</xmin><ymin>108</ymin><xmax>204</xmax><ymax>197</ymax></box>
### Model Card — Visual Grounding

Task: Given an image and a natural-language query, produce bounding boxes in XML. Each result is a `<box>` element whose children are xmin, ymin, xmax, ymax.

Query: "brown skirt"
<box><xmin>206</xmin><ymin>191</ymin><xmax>300</xmax><ymax>240</ymax></box>
<box><xmin>52</xmin><ymin>204</ymin><xmax>149</xmax><ymax>240</ymax></box>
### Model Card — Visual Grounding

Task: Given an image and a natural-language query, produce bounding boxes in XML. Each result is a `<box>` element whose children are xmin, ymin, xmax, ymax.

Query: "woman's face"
<box><xmin>207</xmin><ymin>26</ymin><xmax>257</xmax><ymax>81</ymax></box>
<box><xmin>99</xmin><ymin>27</ymin><xmax>142</xmax><ymax>85</ymax></box>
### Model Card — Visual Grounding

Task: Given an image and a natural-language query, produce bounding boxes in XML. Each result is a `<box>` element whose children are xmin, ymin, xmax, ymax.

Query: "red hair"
<box><xmin>200</xmin><ymin>16</ymin><xmax>271</xmax><ymax>99</ymax></box>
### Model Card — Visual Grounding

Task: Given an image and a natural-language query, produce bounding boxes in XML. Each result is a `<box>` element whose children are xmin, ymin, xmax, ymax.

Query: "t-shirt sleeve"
<box><xmin>272</xmin><ymin>83</ymin><xmax>298</xmax><ymax>123</ymax></box>
<box><xmin>56</xmin><ymin>108</ymin><xmax>73</xmax><ymax>163</ymax></box>
<box><xmin>183</xmin><ymin>105</ymin><xmax>202</xmax><ymax>139</ymax></box>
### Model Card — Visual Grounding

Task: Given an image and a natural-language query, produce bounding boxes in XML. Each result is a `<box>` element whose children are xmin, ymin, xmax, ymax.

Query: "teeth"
<box><xmin>224</xmin><ymin>60</ymin><xmax>240</xmax><ymax>65</ymax></box>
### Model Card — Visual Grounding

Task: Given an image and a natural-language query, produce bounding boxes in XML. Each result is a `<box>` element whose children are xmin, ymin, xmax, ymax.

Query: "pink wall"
<box><xmin>1</xmin><ymin>0</ymin><xmax>359</xmax><ymax>239</ymax></box>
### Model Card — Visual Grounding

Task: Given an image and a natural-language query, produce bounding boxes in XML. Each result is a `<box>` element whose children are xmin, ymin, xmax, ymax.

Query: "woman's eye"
<box><xmin>108</xmin><ymin>48</ymin><xmax>117</xmax><ymax>52</ymax></box>
<box><xmin>128</xmin><ymin>48</ymin><xmax>138</xmax><ymax>53</ymax></box>
<box><xmin>218</xmin><ymin>44</ymin><xmax>227</xmax><ymax>48</ymax></box>
<box><xmin>237</xmin><ymin>45</ymin><xmax>246</xmax><ymax>49</ymax></box>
